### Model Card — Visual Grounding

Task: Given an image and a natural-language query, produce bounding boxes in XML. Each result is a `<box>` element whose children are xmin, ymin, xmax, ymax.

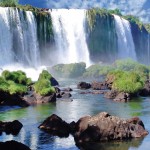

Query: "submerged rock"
<box><xmin>0</xmin><ymin>140</ymin><xmax>31</xmax><ymax>150</ymax></box>
<box><xmin>74</xmin><ymin>112</ymin><xmax>148</xmax><ymax>146</ymax></box>
<box><xmin>39</xmin><ymin>114</ymin><xmax>71</xmax><ymax>137</ymax></box>
<box><xmin>0</xmin><ymin>120</ymin><xmax>23</xmax><ymax>135</ymax></box>
<box><xmin>77</xmin><ymin>82</ymin><xmax>91</xmax><ymax>90</ymax></box>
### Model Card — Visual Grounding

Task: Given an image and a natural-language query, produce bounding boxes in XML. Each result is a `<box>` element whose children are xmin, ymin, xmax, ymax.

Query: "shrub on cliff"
<box><xmin>51</xmin><ymin>62</ymin><xmax>86</xmax><ymax>78</ymax></box>
<box><xmin>34</xmin><ymin>70</ymin><xmax>55</xmax><ymax>96</ymax></box>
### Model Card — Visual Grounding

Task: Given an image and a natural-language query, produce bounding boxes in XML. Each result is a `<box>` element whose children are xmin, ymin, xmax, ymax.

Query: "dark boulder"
<box><xmin>139</xmin><ymin>80</ymin><xmax>150</xmax><ymax>96</ymax></box>
<box><xmin>0</xmin><ymin>91</ymin><xmax>29</xmax><ymax>107</ymax></box>
<box><xmin>91</xmin><ymin>81</ymin><xmax>108</xmax><ymax>90</ymax></box>
<box><xmin>0</xmin><ymin>120</ymin><xmax>23</xmax><ymax>135</ymax></box>
<box><xmin>39</xmin><ymin>114</ymin><xmax>71</xmax><ymax>137</ymax></box>
<box><xmin>77</xmin><ymin>82</ymin><xmax>91</xmax><ymax>90</ymax></box>
<box><xmin>50</xmin><ymin>77</ymin><xmax>59</xmax><ymax>86</ymax></box>
<box><xmin>0</xmin><ymin>140</ymin><xmax>31</xmax><ymax>150</ymax></box>
<box><xmin>74</xmin><ymin>112</ymin><xmax>148</xmax><ymax>146</ymax></box>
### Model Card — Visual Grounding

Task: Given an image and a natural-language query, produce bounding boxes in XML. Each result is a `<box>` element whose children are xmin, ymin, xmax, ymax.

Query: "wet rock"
<box><xmin>61</xmin><ymin>92</ymin><xmax>72</xmax><ymax>99</ymax></box>
<box><xmin>139</xmin><ymin>80</ymin><xmax>150</xmax><ymax>96</ymax></box>
<box><xmin>24</xmin><ymin>92</ymin><xmax>56</xmax><ymax>105</ymax></box>
<box><xmin>0</xmin><ymin>120</ymin><xmax>23</xmax><ymax>135</ymax></box>
<box><xmin>39</xmin><ymin>114</ymin><xmax>71</xmax><ymax>137</ymax></box>
<box><xmin>91</xmin><ymin>81</ymin><xmax>108</xmax><ymax>90</ymax></box>
<box><xmin>104</xmin><ymin>90</ymin><xmax>118</xmax><ymax>99</ymax></box>
<box><xmin>74</xmin><ymin>112</ymin><xmax>148</xmax><ymax>146</ymax></box>
<box><xmin>113</xmin><ymin>92</ymin><xmax>130</xmax><ymax>102</ymax></box>
<box><xmin>50</xmin><ymin>77</ymin><xmax>59</xmax><ymax>86</ymax></box>
<box><xmin>0</xmin><ymin>140</ymin><xmax>31</xmax><ymax>150</ymax></box>
<box><xmin>0</xmin><ymin>91</ymin><xmax>29</xmax><ymax>107</ymax></box>
<box><xmin>61</xmin><ymin>87</ymin><xmax>73</xmax><ymax>92</ymax></box>
<box><xmin>77</xmin><ymin>82</ymin><xmax>91</xmax><ymax>90</ymax></box>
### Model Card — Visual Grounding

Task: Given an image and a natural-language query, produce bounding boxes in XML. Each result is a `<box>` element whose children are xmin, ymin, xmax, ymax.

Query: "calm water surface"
<box><xmin>0</xmin><ymin>79</ymin><xmax>150</xmax><ymax>150</ymax></box>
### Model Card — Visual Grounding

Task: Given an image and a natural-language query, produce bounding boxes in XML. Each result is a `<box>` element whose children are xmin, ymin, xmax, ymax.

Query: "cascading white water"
<box><xmin>0</xmin><ymin>7</ymin><xmax>40</xmax><ymax>68</ymax></box>
<box><xmin>51</xmin><ymin>9</ymin><xmax>91</xmax><ymax>67</ymax></box>
<box><xmin>113</xmin><ymin>15</ymin><xmax>137</xmax><ymax>60</ymax></box>
<box><xmin>148</xmin><ymin>34</ymin><xmax>150</xmax><ymax>65</ymax></box>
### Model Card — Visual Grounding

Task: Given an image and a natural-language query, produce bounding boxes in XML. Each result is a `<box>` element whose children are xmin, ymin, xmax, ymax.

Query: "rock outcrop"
<box><xmin>0</xmin><ymin>120</ymin><xmax>23</xmax><ymax>135</ymax></box>
<box><xmin>39</xmin><ymin>114</ymin><xmax>71</xmax><ymax>137</ymax></box>
<box><xmin>74</xmin><ymin>112</ymin><xmax>148</xmax><ymax>146</ymax></box>
<box><xmin>0</xmin><ymin>91</ymin><xmax>29</xmax><ymax>107</ymax></box>
<box><xmin>77</xmin><ymin>82</ymin><xmax>91</xmax><ymax>90</ymax></box>
<box><xmin>91</xmin><ymin>81</ymin><xmax>108</xmax><ymax>90</ymax></box>
<box><xmin>24</xmin><ymin>92</ymin><xmax>56</xmax><ymax>105</ymax></box>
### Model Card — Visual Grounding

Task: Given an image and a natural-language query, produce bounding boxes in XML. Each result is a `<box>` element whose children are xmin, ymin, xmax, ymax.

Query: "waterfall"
<box><xmin>113</xmin><ymin>15</ymin><xmax>137</xmax><ymax>60</ymax></box>
<box><xmin>0</xmin><ymin>7</ymin><xmax>40</xmax><ymax>68</ymax></box>
<box><xmin>148</xmin><ymin>34</ymin><xmax>150</xmax><ymax>65</ymax></box>
<box><xmin>50</xmin><ymin>9</ymin><xmax>91</xmax><ymax>67</ymax></box>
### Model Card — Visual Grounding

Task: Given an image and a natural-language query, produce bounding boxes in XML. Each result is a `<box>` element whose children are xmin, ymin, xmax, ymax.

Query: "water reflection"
<box><xmin>79</xmin><ymin>138</ymin><xmax>144</xmax><ymax>150</ymax></box>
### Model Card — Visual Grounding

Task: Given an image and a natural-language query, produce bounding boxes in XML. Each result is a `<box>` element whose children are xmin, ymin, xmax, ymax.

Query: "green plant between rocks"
<box><xmin>34</xmin><ymin>70</ymin><xmax>55</xmax><ymax>96</ymax></box>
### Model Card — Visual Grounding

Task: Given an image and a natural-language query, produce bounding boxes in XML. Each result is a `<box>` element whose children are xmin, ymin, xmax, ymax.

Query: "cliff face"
<box><xmin>86</xmin><ymin>9</ymin><xmax>150</xmax><ymax>64</ymax></box>
<box><xmin>86</xmin><ymin>13</ymin><xmax>118</xmax><ymax>63</ymax></box>
<box><xmin>19</xmin><ymin>0</ymin><xmax>150</xmax><ymax>22</ymax></box>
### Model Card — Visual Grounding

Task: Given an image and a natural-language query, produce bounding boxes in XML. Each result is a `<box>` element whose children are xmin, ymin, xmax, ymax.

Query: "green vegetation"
<box><xmin>34</xmin><ymin>70</ymin><xmax>55</xmax><ymax>96</ymax></box>
<box><xmin>123</xmin><ymin>15</ymin><xmax>143</xmax><ymax>29</ymax></box>
<box><xmin>51</xmin><ymin>62</ymin><xmax>86</xmax><ymax>78</ymax></box>
<box><xmin>0</xmin><ymin>0</ymin><xmax>18</xmax><ymax>7</ymax></box>
<box><xmin>144</xmin><ymin>24</ymin><xmax>150</xmax><ymax>33</ymax></box>
<box><xmin>108</xmin><ymin>71</ymin><xmax>144</xmax><ymax>94</ymax></box>
<box><xmin>0</xmin><ymin>70</ymin><xmax>31</xmax><ymax>95</ymax></box>
<box><xmin>83</xmin><ymin>64</ymin><xmax>113</xmax><ymax>78</ymax></box>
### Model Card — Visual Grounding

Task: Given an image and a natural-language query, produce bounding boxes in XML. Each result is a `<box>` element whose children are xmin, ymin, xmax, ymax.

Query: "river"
<box><xmin>0</xmin><ymin>79</ymin><xmax>150</xmax><ymax>150</ymax></box>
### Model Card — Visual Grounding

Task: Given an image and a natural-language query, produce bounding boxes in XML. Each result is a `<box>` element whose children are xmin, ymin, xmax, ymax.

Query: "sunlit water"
<box><xmin>0</xmin><ymin>79</ymin><xmax>150</xmax><ymax>150</ymax></box>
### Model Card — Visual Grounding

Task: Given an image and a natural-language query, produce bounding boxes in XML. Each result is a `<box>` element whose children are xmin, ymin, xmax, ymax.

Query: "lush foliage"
<box><xmin>0</xmin><ymin>70</ymin><xmax>31</xmax><ymax>95</ymax></box>
<box><xmin>113</xmin><ymin>59</ymin><xmax>149</xmax><ymax>82</ymax></box>
<box><xmin>123</xmin><ymin>15</ymin><xmax>143</xmax><ymax>29</ymax></box>
<box><xmin>0</xmin><ymin>0</ymin><xmax>18</xmax><ymax>7</ymax></box>
<box><xmin>144</xmin><ymin>24</ymin><xmax>150</xmax><ymax>33</ymax></box>
<box><xmin>2</xmin><ymin>70</ymin><xmax>32</xmax><ymax>85</ymax></box>
<box><xmin>34</xmin><ymin>70</ymin><xmax>55</xmax><ymax>96</ymax></box>
<box><xmin>109</xmin><ymin>71</ymin><xmax>144</xmax><ymax>93</ymax></box>
<box><xmin>83</xmin><ymin>64</ymin><xmax>113</xmax><ymax>78</ymax></box>
<box><xmin>51</xmin><ymin>62</ymin><xmax>86</xmax><ymax>78</ymax></box>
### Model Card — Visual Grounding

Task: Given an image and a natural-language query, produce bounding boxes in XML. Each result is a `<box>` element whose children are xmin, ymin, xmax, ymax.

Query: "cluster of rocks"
<box><xmin>39</xmin><ymin>112</ymin><xmax>148</xmax><ymax>147</ymax></box>
<box><xmin>0</xmin><ymin>76</ymin><xmax>73</xmax><ymax>107</ymax></box>
<box><xmin>77</xmin><ymin>80</ymin><xmax>141</xmax><ymax>102</ymax></box>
